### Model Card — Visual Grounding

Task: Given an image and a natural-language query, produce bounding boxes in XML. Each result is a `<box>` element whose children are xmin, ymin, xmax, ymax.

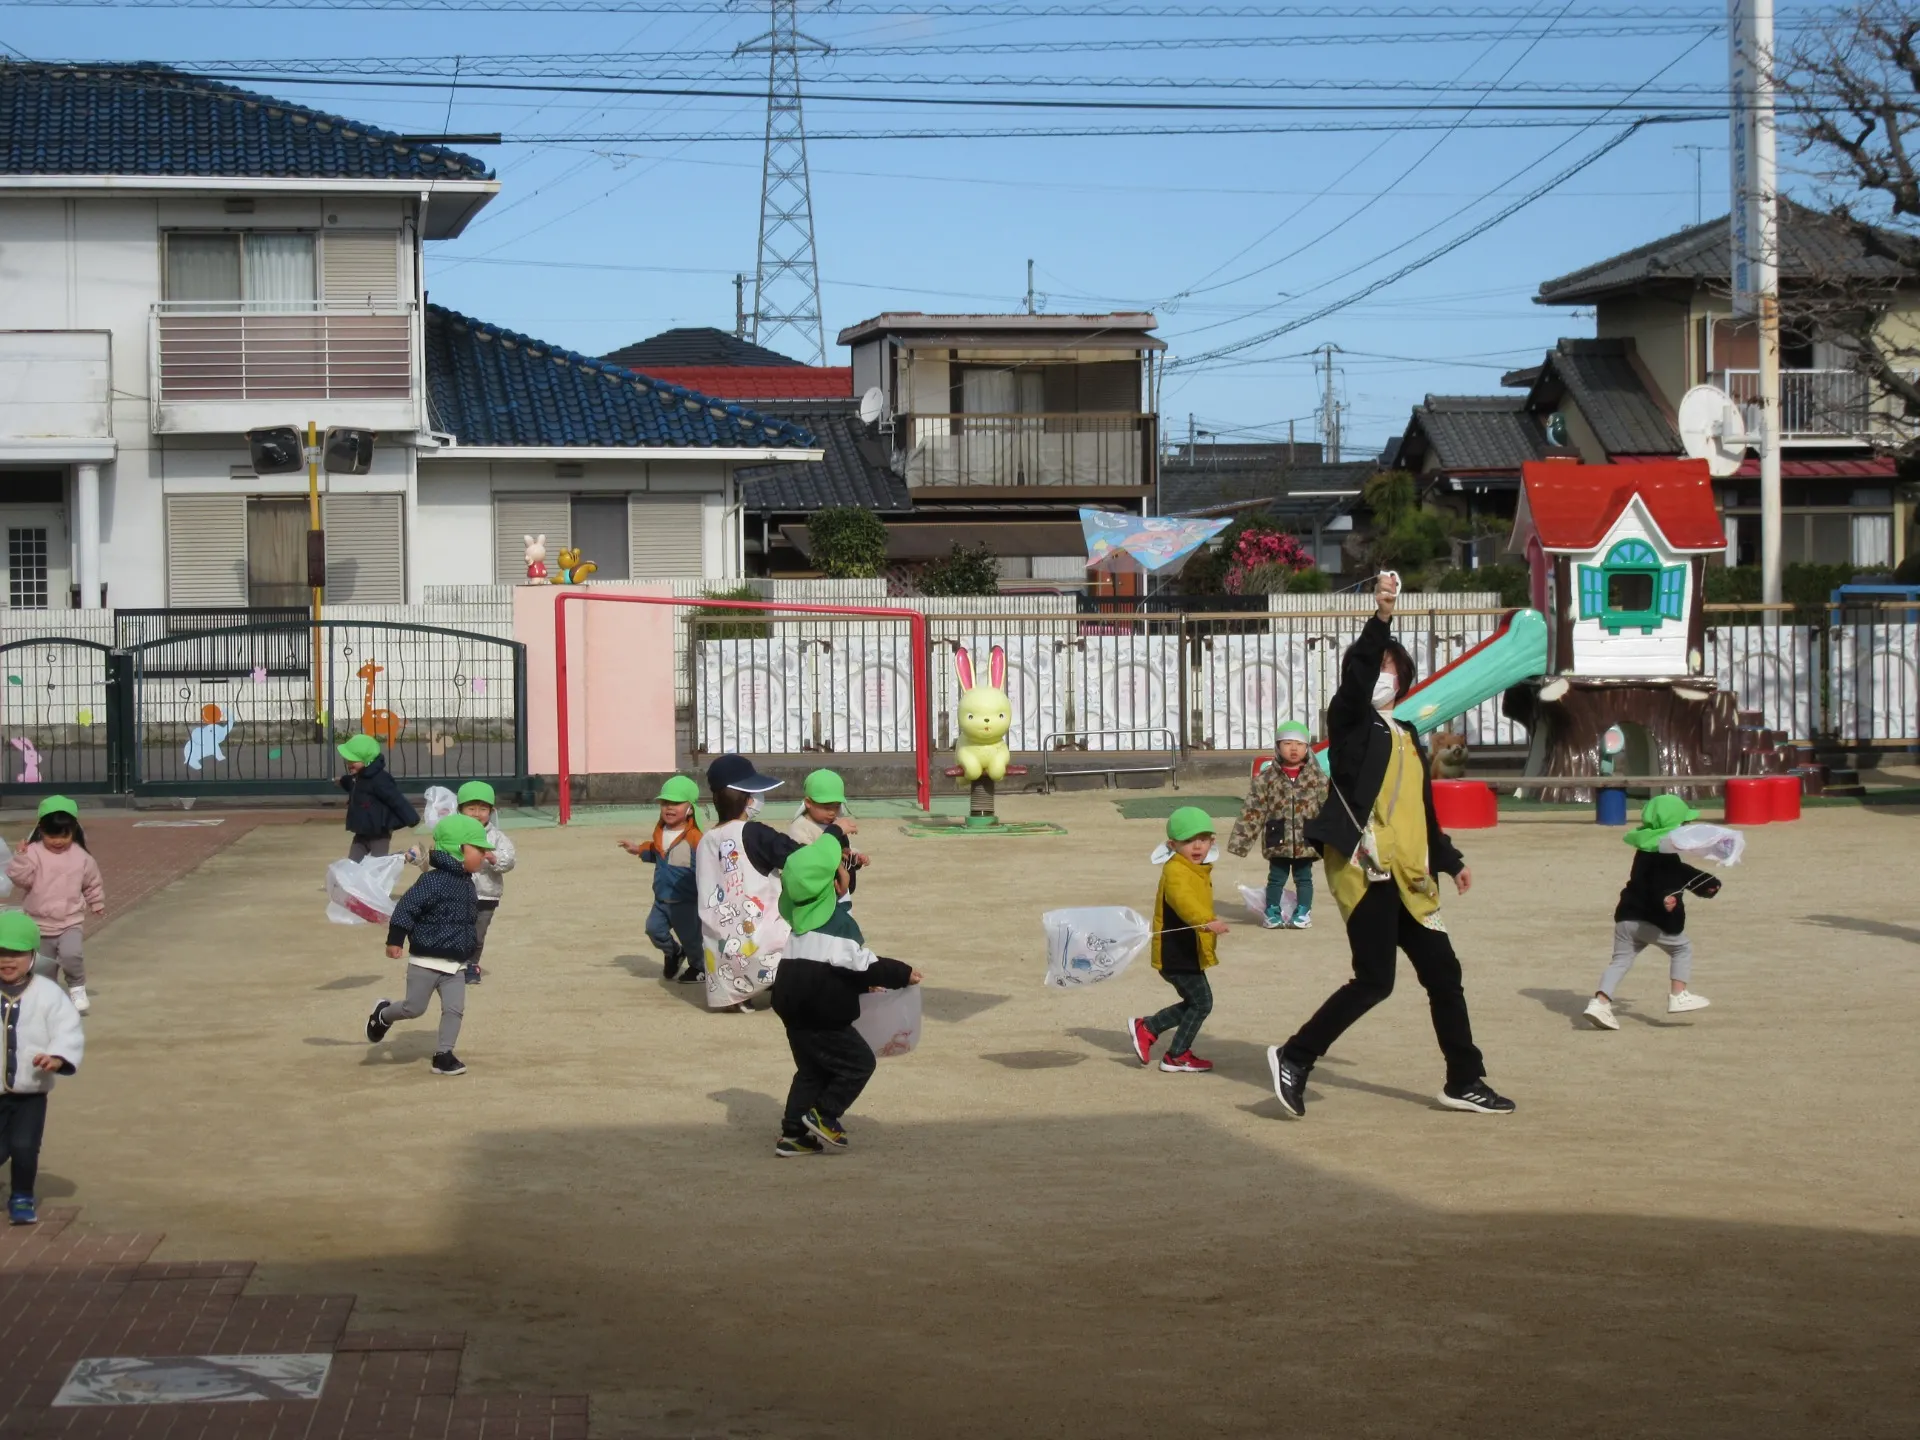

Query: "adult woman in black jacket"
<box><xmin>1265</xmin><ymin>573</ymin><xmax>1515</xmax><ymax>1119</ymax></box>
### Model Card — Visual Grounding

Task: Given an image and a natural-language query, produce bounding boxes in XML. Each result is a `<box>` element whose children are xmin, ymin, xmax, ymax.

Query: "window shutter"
<box><xmin>494</xmin><ymin>495</ymin><xmax>571</xmax><ymax>585</ymax></box>
<box><xmin>1577</xmin><ymin>565</ymin><xmax>1605</xmax><ymax>620</ymax></box>
<box><xmin>323</xmin><ymin>494</ymin><xmax>405</xmax><ymax>604</ymax></box>
<box><xmin>166</xmin><ymin>495</ymin><xmax>248</xmax><ymax>606</ymax></box>
<box><xmin>322</xmin><ymin>231</ymin><xmax>401</xmax><ymax>308</ymax></box>
<box><xmin>628</xmin><ymin>496</ymin><xmax>705</xmax><ymax>579</ymax></box>
<box><xmin>1657</xmin><ymin>565</ymin><xmax>1686</xmax><ymax>621</ymax></box>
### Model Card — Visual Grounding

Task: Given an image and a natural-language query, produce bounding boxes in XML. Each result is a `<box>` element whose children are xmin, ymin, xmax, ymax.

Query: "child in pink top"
<box><xmin>5</xmin><ymin>797</ymin><xmax>105</xmax><ymax>1016</ymax></box>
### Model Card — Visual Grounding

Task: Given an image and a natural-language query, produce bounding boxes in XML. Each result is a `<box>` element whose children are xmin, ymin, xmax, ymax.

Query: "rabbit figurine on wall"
<box><xmin>952</xmin><ymin>644</ymin><xmax>1012</xmax><ymax>784</ymax></box>
<box><xmin>524</xmin><ymin>534</ymin><xmax>549</xmax><ymax>583</ymax></box>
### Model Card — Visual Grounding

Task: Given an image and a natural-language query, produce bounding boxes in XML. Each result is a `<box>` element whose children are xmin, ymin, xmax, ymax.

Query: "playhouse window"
<box><xmin>1578</xmin><ymin>539</ymin><xmax>1686</xmax><ymax>635</ymax></box>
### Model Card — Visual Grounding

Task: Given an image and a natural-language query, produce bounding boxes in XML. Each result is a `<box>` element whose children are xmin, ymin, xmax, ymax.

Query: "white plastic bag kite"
<box><xmin>1660</xmin><ymin>823</ymin><xmax>1746</xmax><ymax>867</ymax></box>
<box><xmin>854</xmin><ymin>984</ymin><xmax>922</xmax><ymax>1058</ymax></box>
<box><xmin>419</xmin><ymin>785</ymin><xmax>459</xmax><ymax>833</ymax></box>
<box><xmin>1042</xmin><ymin>906</ymin><xmax>1152</xmax><ymax>988</ymax></box>
<box><xmin>1237</xmin><ymin>883</ymin><xmax>1294</xmax><ymax>926</ymax></box>
<box><xmin>325</xmin><ymin>853</ymin><xmax>408</xmax><ymax>925</ymax></box>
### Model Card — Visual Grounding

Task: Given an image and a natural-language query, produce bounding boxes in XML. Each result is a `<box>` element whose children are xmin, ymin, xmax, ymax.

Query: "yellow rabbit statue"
<box><xmin>953</xmin><ymin>643</ymin><xmax>1013</xmax><ymax>784</ymax></box>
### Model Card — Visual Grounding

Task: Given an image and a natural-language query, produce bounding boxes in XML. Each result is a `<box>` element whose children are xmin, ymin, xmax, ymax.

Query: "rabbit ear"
<box><xmin>6</xmin><ymin>739</ymin><xmax>17</xmax><ymax>752</ymax></box>
<box><xmin>952</xmin><ymin>644</ymin><xmax>975</xmax><ymax>690</ymax></box>
<box><xmin>989</xmin><ymin>645</ymin><xmax>1006</xmax><ymax>689</ymax></box>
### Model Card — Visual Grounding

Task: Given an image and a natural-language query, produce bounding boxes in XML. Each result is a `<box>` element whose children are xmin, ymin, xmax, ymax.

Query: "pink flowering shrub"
<box><xmin>1222</xmin><ymin>528</ymin><xmax>1315</xmax><ymax>594</ymax></box>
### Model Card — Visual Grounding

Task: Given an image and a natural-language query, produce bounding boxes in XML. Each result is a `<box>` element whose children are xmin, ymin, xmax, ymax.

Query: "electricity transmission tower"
<box><xmin>738</xmin><ymin>0</ymin><xmax>828</xmax><ymax>365</ymax></box>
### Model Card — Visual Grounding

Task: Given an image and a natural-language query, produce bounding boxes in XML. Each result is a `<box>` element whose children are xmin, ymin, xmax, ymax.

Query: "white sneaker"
<box><xmin>1668</xmin><ymin>990</ymin><xmax>1711</xmax><ymax>1014</ymax></box>
<box><xmin>1583</xmin><ymin>996</ymin><xmax>1617</xmax><ymax>1030</ymax></box>
<box><xmin>68</xmin><ymin>985</ymin><xmax>90</xmax><ymax>1016</ymax></box>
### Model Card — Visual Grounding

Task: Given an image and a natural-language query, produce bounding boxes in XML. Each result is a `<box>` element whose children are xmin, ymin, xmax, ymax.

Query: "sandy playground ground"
<box><xmin>40</xmin><ymin>792</ymin><xmax>1920</xmax><ymax>1439</ymax></box>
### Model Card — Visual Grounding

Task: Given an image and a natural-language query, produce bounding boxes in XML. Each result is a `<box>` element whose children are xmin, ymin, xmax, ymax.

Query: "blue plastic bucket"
<box><xmin>1595</xmin><ymin>787</ymin><xmax>1628</xmax><ymax>826</ymax></box>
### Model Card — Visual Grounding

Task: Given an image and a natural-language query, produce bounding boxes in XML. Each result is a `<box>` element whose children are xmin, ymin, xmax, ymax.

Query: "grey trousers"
<box><xmin>1600</xmin><ymin>920</ymin><xmax>1693</xmax><ymax>997</ymax></box>
<box><xmin>472</xmin><ymin>906</ymin><xmax>495</xmax><ymax>968</ymax></box>
<box><xmin>379</xmin><ymin>964</ymin><xmax>466</xmax><ymax>1052</ymax></box>
<box><xmin>348</xmin><ymin>835</ymin><xmax>392</xmax><ymax>861</ymax></box>
<box><xmin>34</xmin><ymin>927</ymin><xmax>83</xmax><ymax>987</ymax></box>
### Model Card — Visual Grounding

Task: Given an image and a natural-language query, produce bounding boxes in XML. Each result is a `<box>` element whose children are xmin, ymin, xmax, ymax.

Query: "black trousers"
<box><xmin>782</xmin><ymin>1026</ymin><xmax>877</xmax><ymax>1137</ymax></box>
<box><xmin>1282</xmin><ymin>881</ymin><xmax>1486</xmax><ymax>1087</ymax></box>
<box><xmin>0</xmin><ymin>1093</ymin><xmax>48</xmax><ymax>1197</ymax></box>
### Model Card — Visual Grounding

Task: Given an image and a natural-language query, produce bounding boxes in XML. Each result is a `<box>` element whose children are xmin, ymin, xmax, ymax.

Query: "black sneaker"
<box><xmin>1267</xmin><ymin>1045</ymin><xmax>1308</xmax><ymax>1119</ymax></box>
<box><xmin>431</xmin><ymin>1051</ymin><xmax>467</xmax><ymax>1077</ymax></box>
<box><xmin>774</xmin><ymin>1133</ymin><xmax>823</xmax><ymax>1158</ymax></box>
<box><xmin>366</xmin><ymin>1000</ymin><xmax>393</xmax><ymax>1044</ymax></box>
<box><xmin>463</xmin><ymin>963</ymin><xmax>482</xmax><ymax>985</ymax></box>
<box><xmin>1439</xmin><ymin>1079</ymin><xmax>1515</xmax><ymax>1114</ymax></box>
<box><xmin>677</xmin><ymin>961</ymin><xmax>704</xmax><ymax>984</ymax></box>
<box><xmin>661</xmin><ymin>947</ymin><xmax>683</xmax><ymax>980</ymax></box>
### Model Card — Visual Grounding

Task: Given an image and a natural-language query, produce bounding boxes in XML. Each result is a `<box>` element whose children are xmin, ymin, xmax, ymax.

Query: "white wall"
<box><xmin>414</xmin><ymin>470</ymin><xmax>495</xmax><ymax>595</ymax></box>
<box><xmin>1567</xmin><ymin>502</ymin><xmax>1694</xmax><ymax>677</ymax></box>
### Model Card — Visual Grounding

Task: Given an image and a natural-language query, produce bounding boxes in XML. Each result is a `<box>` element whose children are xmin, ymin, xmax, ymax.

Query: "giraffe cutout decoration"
<box><xmin>357</xmin><ymin>662</ymin><xmax>405</xmax><ymax>745</ymax></box>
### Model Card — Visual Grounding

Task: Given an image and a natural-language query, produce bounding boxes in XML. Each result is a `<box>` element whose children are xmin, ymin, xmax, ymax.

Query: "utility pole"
<box><xmin>1026</xmin><ymin>258</ymin><xmax>1036</xmax><ymax>316</ymax></box>
<box><xmin>738</xmin><ymin>0</ymin><xmax>828</xmax><ymax>365</ymax></box>
<box><xmin>1675</xmin><ymin>143</ymin><xmax>1709</xmax><ymax>224</ymax></box>
<box><xmin>1730</xmin><ymin>0</ymin><xmax>1781</xmax><ymax>603</ymax></box>
<box><xmin>733</xmin><ymin>273</ymin><xmax>747</xmax><ymax>339</ymax></box>
<box><xmin>1317</xmin><ymin>344</ymin><xmax>1342</xmax><ymax>464</ymax></box>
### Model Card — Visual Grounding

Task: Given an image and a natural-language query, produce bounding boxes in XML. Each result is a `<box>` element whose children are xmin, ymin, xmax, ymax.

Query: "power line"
<box><xmin>0</xmin><ymin>1</ymin><xmax>1770</xmax><ymax>13</ymax></box>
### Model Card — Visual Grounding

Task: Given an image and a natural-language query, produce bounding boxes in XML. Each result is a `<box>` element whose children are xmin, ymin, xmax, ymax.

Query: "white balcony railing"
<box><xmin>899</xmin><ymin>412</ymin><xmax>1155</xmax><ymax>488</ymax></box>
<box><xmin>153</xmin><ymin>304</ymin><xmax>413</xmax><ymax>406</ymax></box>
<box><xmin>1714</xmin><ymin>368</ymin><xmax>1879</xmax><ymax>439</ymax></box>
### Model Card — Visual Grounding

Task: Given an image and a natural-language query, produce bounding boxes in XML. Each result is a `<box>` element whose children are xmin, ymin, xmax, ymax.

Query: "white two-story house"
<box><xmin>0</xmin><ymin>62</ymin><xmax>816</xmax><ymax>610</ymax></box>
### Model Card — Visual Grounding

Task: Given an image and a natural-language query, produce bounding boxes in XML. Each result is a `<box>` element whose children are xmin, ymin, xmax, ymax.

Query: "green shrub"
<box><xmin>1285</xmin><ymin>565</ymin><xmax>1332</xmax><ymax>593</ymax></box>
<box><xmin>918</xmin><ymin>542</ymin><xmax>1001</xmax><ymax>597</ymax></box>
<box><xmin>808</xmin><ymin>506</ymin><xmax>889</xmax><ymax>579</ymax></box>
<box><xmin>1430</xmin><ymin>563</ymin><xmax>1531</xmax><ymax>609</ymax></box>
<box><xmin>694</xmin><ymin>583</ymin><xmax>771</xmax><ymax>639</ymax></box>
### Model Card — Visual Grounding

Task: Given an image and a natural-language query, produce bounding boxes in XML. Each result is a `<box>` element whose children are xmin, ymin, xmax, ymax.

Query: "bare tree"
<box><xmin>1782</xmin><ymin>1</ymin><xmax>1920</xmax><ymax>442</ymax></box>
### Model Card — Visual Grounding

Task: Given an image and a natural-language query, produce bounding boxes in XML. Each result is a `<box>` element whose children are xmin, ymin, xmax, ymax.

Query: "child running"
<box><xmin>6</xmin><ymin>797</ymin><xmax>105</xmax><ymax>1015</ymax></box>
<box><xmin>1129</xmin><ymin>806</ymin><xmax>1231</xmax><ymax>1074</ymax></box>
<box><xmin>1584</xmin><ymin>794</ymin><xmax>1719</xmax><ymax>1030</ymax></box>
<box><xmin>1228</xmin><ymin>722</ymin><xmax>1330</xmax><ymax>928</ymax></box>
<box><xmin>770</xmin><ymin>834</ymin><xmax>919</xmax><ymax>1157</ymax></box>
<box><xmin>695</xmin><ymin>754</ymin><xmax>800</xmax><ymax>1012</ymax></box>
<box><xmin>0</xmin><ymin>912</ymin><xmax>83</xmax><ymax>1226</ymax></box>
<box><xmin>787</xmin><ymin>769</ymin><xmax>869</xmax><ymax>902</ymax></box>
<box><xmin>620</xmin><ymin>776</ymin><xmax>703</xmax><ymax>982</ymax></box>
<box><xmin>366</xmin><ymin>814</ymin><xmax>493</xmax><ymax>1076</ymax></box>
<box><xmin>337</xmin><ymin>735</ymin><xmax>421</xmax><ymax>860</ymax></box>
<box><xmin>452</xmin><ymin>782</ymin><xmax>513</xmax><ymax>984</ymax></box>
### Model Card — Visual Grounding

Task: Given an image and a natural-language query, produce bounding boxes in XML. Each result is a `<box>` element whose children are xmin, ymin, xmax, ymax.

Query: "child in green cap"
<box><xmin>1129</xmin><ymin>806</ymin><xmax>1231</xmax><ymax>1074</ymax></box>
<box><xmin>620</xmin><ymin>776</ymin><xmax>704</xmax><ymax>982</ymax></box>
<box><xmin>787</xmin><ymin>768</ymin><xmax>869</xmax><ymax>902</ymax></box>
<box><xmin>367</xmin><ymin>814</ymin><xmax>495</xmax><ymax>1076</ymax></box>
<box><xmin>1585</xmin><ymin>794</ymin><xmax>1721</xmax><ymax>1030</ymax></box>
<box><xmin>1228</xmin><ymin>721</ymin><xmax>1330</xmax><ymax>929</ymax></box>
<box><xmin>7</xmin><ymin>797</ymin><xmax>106</xmax><ymax>1015</ymax></box>
<box><xmin>769</xmin><ymin>834</ymin><xmax>919</xmax><ymax>1157</ymax></box>
<box><xmin>451</xmin><ymin>782</ymin><xmax>514</xmax><ymax>984</ymax></box>
<box><xmin>0</xmin><ymin>910</ymin><xmax>84</xmax><ymax>1226</ymax></box>
<box><xmin>336</xmin><ymin>735</ymin><xmax>420</xmax><ymax>861</ymax></box>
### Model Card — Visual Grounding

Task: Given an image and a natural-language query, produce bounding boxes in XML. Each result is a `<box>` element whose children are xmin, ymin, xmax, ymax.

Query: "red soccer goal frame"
<box><xmin>552</xmin><ymin>590</ymin><xmax>934</xmax><ymax>824</ymax></box>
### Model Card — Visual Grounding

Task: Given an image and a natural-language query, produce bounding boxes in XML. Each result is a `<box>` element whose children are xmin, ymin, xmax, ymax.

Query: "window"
<box><xmin>247</xmin><ymin>498</ymin><xmax>310</xmax><ymax>609</ymax></box>
<box><xmin>1578</xmin><ymin>538</ymin><xmax>1685</xmax><ymax>635</ymax></box>
<box><xmin>8</xmin><ymin>528</ymin><xmax>48</xmax><ymax>609</ymax></box>
<box><xmin>165</xmin><ymin>233</ymin><xmax>317</xmax><ymax>310</ymax></box>
<box><xmin>569</xmin><ymin>497</ymin><xmax>630</xmax><ymax>582</ymax></box>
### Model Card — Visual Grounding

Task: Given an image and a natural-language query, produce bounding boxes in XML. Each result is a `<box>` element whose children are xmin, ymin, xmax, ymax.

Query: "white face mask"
<box><xmin>743</xmin><ymin>792</ymin><xmax>765</xmax><ymax>819</ymax></box>
<box><xmin>1371</xmin><ymin>671</ymin><xmax>1398</xmax><ymax>710</ymax></box>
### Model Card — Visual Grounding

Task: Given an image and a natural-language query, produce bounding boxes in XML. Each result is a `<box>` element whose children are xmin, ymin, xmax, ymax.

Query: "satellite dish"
<box><xmin>858</xmin><ymin>386</ymin><xmax>888</xmax><ymax>427</ymax></box>
<box><xmin>1677</xmin><ymin>384</ymin><xmax>1752</xmax><ymax>478</ymax></box>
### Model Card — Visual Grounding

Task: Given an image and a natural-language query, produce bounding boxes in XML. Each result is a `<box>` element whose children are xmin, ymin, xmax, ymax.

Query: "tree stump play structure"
<box><xmin>1503</xmin><ymin>677</ymin><xmax>1749</xmax><ymax>802</ymax></box>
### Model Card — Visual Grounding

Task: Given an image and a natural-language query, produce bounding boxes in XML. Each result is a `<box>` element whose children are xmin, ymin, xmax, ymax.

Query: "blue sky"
<box><xmin>5</xmin><ymin>3</ymin><xmax>1795</xmax><ymax>457</ymax></box>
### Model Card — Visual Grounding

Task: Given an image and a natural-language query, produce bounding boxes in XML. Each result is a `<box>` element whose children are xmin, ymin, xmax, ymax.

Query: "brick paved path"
<box><xmin>0</xmin><ymin>1209</ymin><xmax>588</xmax><ymax>1440</ymax></box>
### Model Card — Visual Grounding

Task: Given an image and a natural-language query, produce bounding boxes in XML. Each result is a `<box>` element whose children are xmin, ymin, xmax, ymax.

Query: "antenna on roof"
<box><xmin>1677</xmin><ymin>383</ymin><xmax>1751</xmax><ymax>478</ymax></box>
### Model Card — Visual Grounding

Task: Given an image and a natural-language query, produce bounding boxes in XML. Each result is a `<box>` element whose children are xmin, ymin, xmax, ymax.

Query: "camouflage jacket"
<box><xmin>1228</xmin><ymin>761</ymin><xmax>1330</xmax><ymax>861</ymax></box>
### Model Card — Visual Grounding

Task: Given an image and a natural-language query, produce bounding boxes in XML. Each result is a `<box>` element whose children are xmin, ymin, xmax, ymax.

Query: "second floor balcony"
<box><xmin>1714</xmin><ymin>367</ymin><xmax>1885</xmax><ymax>442</ymax></box>
<box><xmin>150</xmin><ymin>303</ymin><xmax>419</xmax><ymax>436</ymax></box>
<box><xmin>899</xmin><ymin>411</ymin><xmax>1155</xmax><ymax>491</ymax></box>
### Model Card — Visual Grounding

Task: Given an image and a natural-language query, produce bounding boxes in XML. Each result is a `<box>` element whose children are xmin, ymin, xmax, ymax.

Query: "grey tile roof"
<box><xmin>1529</xmin><ymin>339</ymin><xmax>1680</xmax><ymax>457</ymax></box>
<box><xmin>602</xmin><ymin>328</ymin><xmax>801</xmax><ymax>369</ymax></box>
<box><xmin>736</xmin><ymin>400</ymin><xmax>912</xmax><ymax>514</ymax></box>
<box><xmin>1404</xmin><ymin>394</ymin><xmax>1545</xmax><ymax>473</ymax></box>
<box><xmin>1160</xmin><ymin>460</ymin><xmax>1374</xmax><ymax>518</ymax></box>
<box><xmin>1536</xmin><ymin>199</ymin><xmax>1908</xmax><ymax>303</ymax></box>
<box><xmin>0</xmin><ymin>61</ymin><xmax>491</xmax><ymax>179</ymax></box>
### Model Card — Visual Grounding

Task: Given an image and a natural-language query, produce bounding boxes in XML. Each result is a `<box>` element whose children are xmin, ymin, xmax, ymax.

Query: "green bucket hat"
<box><xmin>337</xmin><ymin>734</ymin><xmax>381</xmax><ymax>765</ymax></box>
<box><xmin>0</xmin><ymin>911</ymin><xmax>41</xmax><ymax>954</ymax></box>
<box><xmin>803</xmin><ymin>769</ymin><xmax>847</xmax><ymax>805</ymax></box>
<box><xmin>1275</xmin><ymin>722</ymin><xmax>1311</xmax><ymax>744</ymax></box>
<box><xmin>1624</xmin><ymin>793</ymin><xmax>1701</xmax><ymax>852</ymax></box>
<box><xmin>657</xmin><ymin>775</ymin><xmax>700</xmax><ymax>804</ymax></box>
<box><xmin>35</xmin><ymin>795</ymin><xmax>77</xmax><ymax>821</ymax></box>
<box><xmin>432</xmin><ymin>814</ymin><xmax>496</xmax><ymax>856</ymax></box>
<box><xmin>456</xmin><ymin>780</ymin><xmax>496</xmax><ymax>808</ymax></box>
<box><xmin>778</xmin><ymin>834</ymin><xmax>845</xmax><ymax>935</ymax></box>
<box><xmin>1166</xmin><ymin>806</ymin><xmax>1216</xmax><ymax>843</ymax></box>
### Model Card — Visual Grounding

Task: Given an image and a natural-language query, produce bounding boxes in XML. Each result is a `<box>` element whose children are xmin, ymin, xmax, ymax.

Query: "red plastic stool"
<box><xmin>1767</xmin><ymin>773</ymin><xmax>1803</xmax><ymax>822</ymax></box>
<box><xmin>1723</xmin><ymin>777</ymin><xmax>1771</xmax><ymax>825</ymax></box>
<box><xmin>1430</xmin><ymin>779</ymin><xmax>1498</xmax><ymax>830</ymax></box>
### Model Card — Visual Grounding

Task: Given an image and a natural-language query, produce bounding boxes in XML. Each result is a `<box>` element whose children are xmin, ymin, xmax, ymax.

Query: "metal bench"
<box><xmin>1041</xmin><ymin>728</ymin><xmax>1180</xmax><ymax>792</ymax></box>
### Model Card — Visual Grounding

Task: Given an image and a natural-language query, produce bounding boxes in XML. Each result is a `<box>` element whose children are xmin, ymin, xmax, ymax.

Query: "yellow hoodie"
<box><xmin>1151</xmin><ymin>851</ymin><xmax>1218</xmax><ymax>973</ymax></box>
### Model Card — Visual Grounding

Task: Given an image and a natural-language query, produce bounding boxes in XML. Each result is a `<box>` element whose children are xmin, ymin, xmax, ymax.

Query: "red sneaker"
<box><xmin>1127</xmin><ymin>1017</ymin><xmax>1155</xmax><ymax>1066</ymax></box>
<box><xmin>1160</xmin><ymin>1051</ymin><xmax>1214</xmax><ymax>1074</ymax></box>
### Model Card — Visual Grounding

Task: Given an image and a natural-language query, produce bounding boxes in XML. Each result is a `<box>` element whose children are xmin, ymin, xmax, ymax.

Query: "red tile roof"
<box><xmin>1520</xmin><ymin>458</ymin><xmax>1727</xmax><ymax>552</ymax></box>
<box><xmin>629</xmin><ymin>365</ymin><xmax>852</xmax><ymax>399</ymax></box>
<box><xmin>1729</xmin><ymin>455</ymin><xmax>1897</xmax><ymax>479</ymax></box>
